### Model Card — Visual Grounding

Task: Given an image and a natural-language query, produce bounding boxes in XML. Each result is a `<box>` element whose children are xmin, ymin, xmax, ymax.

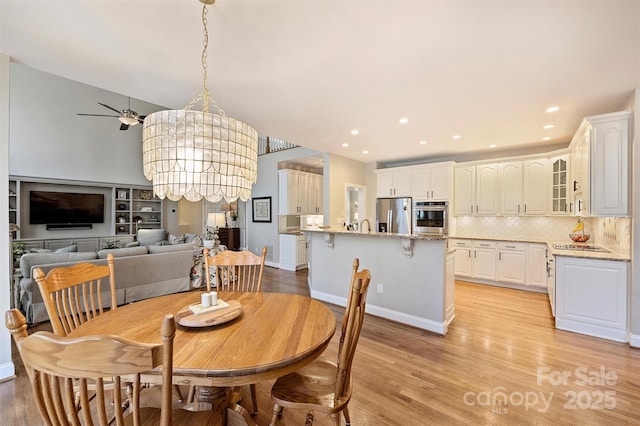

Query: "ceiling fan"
<box><xmin>77</xmin><ymin>97</ymin><xmax>146</xmax><ymax>130</ymax></box>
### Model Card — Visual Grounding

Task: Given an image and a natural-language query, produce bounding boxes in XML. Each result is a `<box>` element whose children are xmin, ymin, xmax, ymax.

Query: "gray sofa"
<box><xmin>19</xmin><ymin>243</ymin><xmax>196</xmax><ymax>324</ymax></box>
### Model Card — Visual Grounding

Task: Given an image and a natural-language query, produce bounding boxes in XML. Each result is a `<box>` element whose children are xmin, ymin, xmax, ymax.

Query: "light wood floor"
<box><xmin>3</xmin><ymin>267</ymin><xmax>640</xmax><ymax>425</ymax></box>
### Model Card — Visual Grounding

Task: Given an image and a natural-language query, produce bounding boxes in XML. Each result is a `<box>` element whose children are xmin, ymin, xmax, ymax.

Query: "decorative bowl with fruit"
<box><xmin>569</xmin><ymin>233</ymin><xmax>590</xmax><ymax>243</ymax></box>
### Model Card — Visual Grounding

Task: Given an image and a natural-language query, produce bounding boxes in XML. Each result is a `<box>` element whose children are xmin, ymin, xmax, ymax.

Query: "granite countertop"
<box><xmin>450</xmin><ymin>235</ymin><xmax>630</xmax><ymax>261</ymax></box>
<box><xmin>304</xmin><ymin>227</ymin><xmax>447</xmax><ymax>241</ymax></box>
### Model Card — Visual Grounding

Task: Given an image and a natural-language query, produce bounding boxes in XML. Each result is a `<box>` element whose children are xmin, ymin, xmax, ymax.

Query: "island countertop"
<box><xmin>303</xmin><ymin>227</ymin><xmax>447</xmax><ymax>241</ymax></box>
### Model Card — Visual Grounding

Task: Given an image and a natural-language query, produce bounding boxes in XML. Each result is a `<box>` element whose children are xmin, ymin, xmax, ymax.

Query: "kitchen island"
<box><xmin>305</xmin><ymin>229</ymin><xmax>455</xmax><ymax>335</ymax></box>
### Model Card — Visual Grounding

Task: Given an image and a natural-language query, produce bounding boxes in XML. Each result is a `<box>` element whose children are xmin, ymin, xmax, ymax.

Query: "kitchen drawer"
<box><xmin>473</xmin><ymin>240</ymin><xmax>497</xmax><ymax>249</ymax></box>
<box><xmin>449</xmin><ymin>239</ymin><xmax>472</xmax><ymax>248</ymax></box>
<box><xmin>498</xmin><ymin>241</ymin><xmax>527</xmax><ymax>251</ymax></box>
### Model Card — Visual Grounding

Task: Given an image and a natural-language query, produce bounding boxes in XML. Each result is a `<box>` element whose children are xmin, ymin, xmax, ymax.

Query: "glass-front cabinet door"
<box><xmin>551</xmin><ymin>156</ymin><xmax>569</xmax><ymax>214</ymax></box>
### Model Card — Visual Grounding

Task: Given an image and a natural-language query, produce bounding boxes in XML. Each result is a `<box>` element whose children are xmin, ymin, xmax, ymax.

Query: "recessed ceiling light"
<box><xmin>545</xmin><ymin>106</ymin><xmax>559</xmax><ymax>113</ymax></box>
<box><xmin>419</xmin><ymin>140</ymin><xmax>427</xmax><ymax>145</ymax></box>
<box><xmin>362</xmin><ymin>150</ymin><xmax>369</xmax><ymax>154</ymax></box>
<box><xmin>542</xmin><ymin>136</ymin><xmax>551</xmax><ymax>141</ymax></box>
<box><xmin>543</xmin><ymin>124</ymin><xmax>554</xmax><ymax>129</ymax></box>
<box><xmin>399</xmin><ymin>117</ymin><xmax>409</xmax><ymax>124</ymax></box>
<box><xmin>350</xmin><ymin>129</ymin><xmax>359</xmax><ymax>135</ymax></box>
<box><xmin>452</xmin><ymin>134</ymin><xmax>461</xmax><ymax>140</ymax></box>
<box><xmin>489</xmin><ymin>144</ymin><xmax>496</xmax><ymax>148</ymax></box>
<box><xmin>341</xmin><ymin>143</ymin><xmax>349</xmax><ymax>147</ymax></box>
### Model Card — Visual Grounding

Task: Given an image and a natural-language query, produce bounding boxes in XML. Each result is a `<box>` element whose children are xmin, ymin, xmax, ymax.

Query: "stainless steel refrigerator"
<box><xmin>376</xmin><ymin>197</ymin><xmax>412</xmax><ymax>234</ymax></box>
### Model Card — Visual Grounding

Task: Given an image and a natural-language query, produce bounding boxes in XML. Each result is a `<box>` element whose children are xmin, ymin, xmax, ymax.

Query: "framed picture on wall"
<box><xmin>252</xmin><ymin>196</ymin><xmax>272</xmax><ymax>223</ymax></box>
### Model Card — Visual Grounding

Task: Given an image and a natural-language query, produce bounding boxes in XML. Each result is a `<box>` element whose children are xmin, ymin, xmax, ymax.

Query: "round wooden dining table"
<box><xmin>68</xmin><ymin>291</ymin><xmax>337</xmax><ymax>388</ymax></box>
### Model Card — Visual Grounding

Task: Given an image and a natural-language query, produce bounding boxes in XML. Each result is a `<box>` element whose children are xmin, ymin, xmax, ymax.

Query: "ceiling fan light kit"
<box><xmin>77</xmin><ymin>98</ymin><xmax>145</xmax><ymax>130</ymax></box>
<box><xmin>141</xmin><ymin>0</ymin><xmax>258</xmax><ymax>203</ymax></box>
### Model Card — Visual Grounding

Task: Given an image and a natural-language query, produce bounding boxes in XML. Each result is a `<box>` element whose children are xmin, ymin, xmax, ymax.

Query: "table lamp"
<box><xmin>206</xmin><ymin>213</ymin><xmax>226</xmax><ymax>247</ymax></box>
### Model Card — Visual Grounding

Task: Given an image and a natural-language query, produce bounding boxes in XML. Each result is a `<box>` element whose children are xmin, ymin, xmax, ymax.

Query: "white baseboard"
<box><xmin>310</xmin><ymin>290</ymin><xmax>447</xmax><ymax>335</ymax></box>
<box><xmin>0</xmin><ymin>362</ymin><xmax>16</xmax><ymax>382</ymax></box>
<box><xmin>556</xmin><ymin>318</ymin><xmax>628</xmax><ymax>343</ymax></box>
<box><xmin>629</xmin><ymin>333</ymin><xmax>640</xmax><ymax>348</ymax></box>
<box><xmin>264</xmin><ymin>260</ymin><xmax>279</xmax><ymax>268</ymax></box>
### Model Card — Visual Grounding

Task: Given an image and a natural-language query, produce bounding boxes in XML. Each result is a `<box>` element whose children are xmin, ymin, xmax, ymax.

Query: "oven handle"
<box><xmin>415</xmin><ymin>207</ymin><xmax>447</xmax><ymax>212</ymax></box>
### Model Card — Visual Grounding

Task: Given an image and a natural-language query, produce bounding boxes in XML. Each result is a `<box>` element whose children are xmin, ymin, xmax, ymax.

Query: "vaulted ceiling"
<box><xmin>1</xmin><ymin>0</ymin><xmax>638</xmax><ymax>164</ymax></box>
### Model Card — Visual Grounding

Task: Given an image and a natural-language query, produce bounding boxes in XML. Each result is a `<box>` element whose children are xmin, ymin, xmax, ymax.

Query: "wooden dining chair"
<box><xmin>201</xmin><ymin>246</ymin><xmax>267</xmax><ymax>415</ymax></box>
<box><xmin>204</xmin><ymin>247</ymin><xmax>267</xmax><ymax>292</ymax></box>
<box><xmin>33</xmin><ymin>253</ymin><xmax>186</xmax><ymax>407</ymax></box>
<box><xmin>269</xmin><ymin>258</ymin><xmax>371</xmax><ymax>426</ymax></box>
<box><xmin>5</xmin><ymin>308</ymin><xmax>221</xmax><ymax>426</ymax></box>
<box><xmin>33</xmin><ymin>253</ymin><xmax>118</xmax><ymax>336</ymax></box>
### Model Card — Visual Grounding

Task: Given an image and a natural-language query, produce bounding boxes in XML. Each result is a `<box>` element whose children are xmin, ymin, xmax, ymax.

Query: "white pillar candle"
<box><xmin>201</xmin><ymin>292</ymin><xmax>211</xmax><ymax>308</ymax></box>
<box><xmin>209</xmin><ymin>291</ymin><xmax>218</xmax><ymax>306</ymax></box>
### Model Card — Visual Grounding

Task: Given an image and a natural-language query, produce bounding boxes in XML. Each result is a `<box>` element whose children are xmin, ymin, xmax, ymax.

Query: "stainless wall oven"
<box><xmin>413</xmin><ymin>201</ymin><xmax>448</xmax><ymax>235</ymax></box>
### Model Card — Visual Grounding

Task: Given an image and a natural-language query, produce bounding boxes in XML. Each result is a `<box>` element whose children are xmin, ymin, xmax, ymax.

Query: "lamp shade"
<box><xmin>207</xmin><ymin>212</ymin><xmax>226</xmax><ymax>228</ymax></box>
<box><xmin>142</xmin><ymin>110</ymin><xmax>258</xmax><ymax>203</ymax></box>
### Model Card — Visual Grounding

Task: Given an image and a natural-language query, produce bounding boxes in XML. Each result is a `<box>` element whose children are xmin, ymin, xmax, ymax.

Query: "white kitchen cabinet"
<box><xmin>570</xmin><ymin>110</ymin><xmax>630</xmax><ymax>217</ymax></box>
<box><xmin>555</xmin><ymin>256</ymin><xmax>628</xmax><ymax>342</ymax></box>
<box><xmin>452</xmin><ymin>238</ymin><xmax>550</xmax><ymax>292</ymax></box>
<box><xmin>376</xmin><ymin>168</ymin><xmax>411</xmax><ymax>197</ymax></box>
<box><xmin>497</xmin><ymin>242</ymin><xmax>526</xmax><ymax>284</ymax></box>
<box><xmin>472</xmin><ymin>240</ymin><xmax>496</xmax><ymax>280</ymax></box>
<box><xmin>526</xmin><ymin>243</ymin><xmax>547</xmax><ymax>288</ymax></box>
<box><xmin>279</xmin><ymin>233</ymin><xmax>308</xmax><ymax>271</ymax></box>
<box><xmin>453</xmin><ymin>163</ymin><xmax>498</xmax><ymax>216</ymax></box>
<box><xmin>306</xmin><ymin>173</ymin><xmax>323</xmax><ymax>214</ymax></box>
<box><xmin>453</xmin><ymin>166</ymin><xmax>475</xmax><ymax>215</ymax></box>
<box><xmin>411</xmin><ymin>163</ymin><xmax>452</xmax><ymax>200</ymax></box>
<box><xmin>450</xmin><ymin>239</ymin><xmax>472</xmax><ymax>277</ymax></box>
<box><xmin>451</xmin><ymin>239</ymin><xmax>496</xmax><ymax>281</ymax></box>
<box><xmin>523</xmin><ymin>159</ymin><xmax>550</xmax><ymax>214</ymax></box>
<box><xmin>497</xmin><ymin>159</ymin><xmax>549</xmax><ymax>215</ymax></box>
<box><xmin>589</xmin><ymin>112</ymin><xmax>629</xmax><ymax>216</ymax></box>
<box><xmin>278</xmin><ymin>170</ymin><xmax>323</xmax><ymax>214</ymax></box>
<box><xmin>498</xmin><ymin>162</ymin><xmax>523</xmax><ymax>215</ymax></box>
<box><xmin>297</xmin><ymin>236</ymin><xmax>308</xmax><ymax>267</ymax></box>
<box><xmin>475</xmin><ymin>163</ymin><xmax>498</xmax><ymax>215</ymax></box>
<box><xmin>571</xmin><ymin>127</ymin><xmax>590</xmax><ymax>215</ymax></box>
<box><xmin>551</xmin><ymin>156</ymin><xmax>570</xmax><ymax>214</ymax></box>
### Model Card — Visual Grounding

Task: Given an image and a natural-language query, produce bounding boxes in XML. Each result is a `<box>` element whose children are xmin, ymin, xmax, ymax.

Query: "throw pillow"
<box><xmin>55</xmin><ymin>244</ymin><xmax>78</xmax><ymax>253</ymax></box>
<box><xmin>169</xmin><ymin>234</ymin><xmax>186</xmax><ymax>245</ymax></box>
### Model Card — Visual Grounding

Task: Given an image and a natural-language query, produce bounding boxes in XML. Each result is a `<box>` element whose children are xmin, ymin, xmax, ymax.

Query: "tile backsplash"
<box><xmin>451</xmin><ymin>215</ymin><xmax>630</xmax><ymax>255</ymax></box>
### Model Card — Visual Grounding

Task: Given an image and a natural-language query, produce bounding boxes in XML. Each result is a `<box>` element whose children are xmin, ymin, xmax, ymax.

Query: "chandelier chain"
<box><xmin>201</xmin><ymin>4</ymin><xmax>209</xmax><ymax>112</ymax></box>
<box><xmin>185</xmin><ymin>3</ymin><xmax>224</xmax><ymax>116</ymax></box>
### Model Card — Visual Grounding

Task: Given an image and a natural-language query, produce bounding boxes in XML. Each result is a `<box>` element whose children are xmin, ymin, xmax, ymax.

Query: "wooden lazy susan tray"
<box><xmin>175</xmin><ymin>300</ymin><xmax>243</xmax><ymax>327</ymax></box>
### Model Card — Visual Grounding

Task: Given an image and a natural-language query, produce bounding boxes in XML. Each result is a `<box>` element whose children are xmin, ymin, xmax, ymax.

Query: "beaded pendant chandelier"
<box><xmin>142</xmin><ymin>0</ymin><xmax>258</xmax><ymax>202</ymax></box>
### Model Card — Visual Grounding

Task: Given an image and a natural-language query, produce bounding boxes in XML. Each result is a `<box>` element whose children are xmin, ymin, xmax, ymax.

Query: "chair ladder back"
<box><xmin>35</xmin><ymin>254</ymin><xmax>117</xmax><ymax>337</ymax></box>
<box><xmin>204</xmin><ymin>247</ymin><xmax>267</xmax><ymax>292</ymax></box>
<box><xmin>52</xmin><ymin>279</ymin><xmax>103</xmax><ymax>336</ymax></box>
<box><xmin>6</xmin><ymin>308</ymin><xmax>175</xmax><ymax>426</ymax></box>
<box><xmin>335</xmin><ymin>258</ymin><xmax>371</xmax><ymax>399</ymax></box>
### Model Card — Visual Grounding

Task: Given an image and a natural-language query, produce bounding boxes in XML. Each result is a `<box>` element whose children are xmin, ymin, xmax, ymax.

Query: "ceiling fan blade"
<box><xmin>98</xmin><ymin>102</ymin><xmax>123</xmax><ymax>114</ymax></box>
<box><xmin>120</xmin><ymin>123</ymin><xmax>130</xmax><ymax>131</ymax></box>
<box><xmin>137</xmin><ymin>115</ymin><xmax>146</xmax><ymax>123</ymax></box>
<box><xmin>77</xmin><ymin>113</ymin><xmax>120</xmax><ymax>118</ymax></box>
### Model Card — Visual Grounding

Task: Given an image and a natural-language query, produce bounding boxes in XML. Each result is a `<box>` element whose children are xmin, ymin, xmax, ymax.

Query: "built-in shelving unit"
<box><xmin>9</xmin><ymin>179</ymin><xmax>19</xmax><ymax>239</ymax></box>
<box><xmin>115</xmin><ymin>187</ymin><xmax>163</xmax><ymax>235</ymax></box>
<box><xmin>9</xmin><ymin>178</ymin><xmax>162</xmax><ymax>243</ymax></box>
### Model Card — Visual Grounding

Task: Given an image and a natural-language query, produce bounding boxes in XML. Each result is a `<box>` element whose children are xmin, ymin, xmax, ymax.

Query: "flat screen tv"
<box><xmin>30</xmin><ymin>191</ymin><xmax>105</xmax><ymax>225</ymax></box>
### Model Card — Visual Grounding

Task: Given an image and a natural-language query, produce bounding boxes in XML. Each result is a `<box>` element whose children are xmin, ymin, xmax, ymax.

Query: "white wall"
<box><xmin>1</xmin><ymin>54</ymin><xmax>14</xmax><ymax>380</ymax></box>
<box><xmin>631</xmin><ymin>88</ymin><xmax>639</xmax><ymax>341</ymax></box>
<box><xmin>324</xmin><ymin>153</ymin><xmax>367</xmax><ymax>227</ymax></box>
<box><xmin>9</xmin><ymin>63</ymin><xmax>164</xmax><ymax>185</ymax></box>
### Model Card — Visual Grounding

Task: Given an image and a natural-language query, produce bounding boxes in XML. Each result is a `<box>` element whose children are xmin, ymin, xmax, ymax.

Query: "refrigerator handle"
<box><xmin>387</xmin><ymin>209</ymin><xmax>392</xmax><ymax>233</ymax></box>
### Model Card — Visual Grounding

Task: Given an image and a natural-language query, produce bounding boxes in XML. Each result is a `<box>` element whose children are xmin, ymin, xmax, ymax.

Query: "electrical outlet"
<box><xmin>377</xmin><ymin>283</ymin><xmax>384</xmax><ymax>294</ymax></box>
